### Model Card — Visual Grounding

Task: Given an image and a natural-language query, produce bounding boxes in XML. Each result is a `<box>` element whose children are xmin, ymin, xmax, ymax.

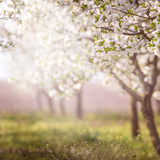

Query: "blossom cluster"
<box><xmin>56</xmin><ymin>0</ymin><xmax>160</xmax><ymax>100</ymax></box>
<box><xmin>0</xmin><ymin>39</ymin><xmax>15</xmax><ymax>51</ymax></box>
<box><xmin>11</xmin><ymin>0</ymin><xmax>95</xmax><ymax>98</ymax></box>
<box><xmin>0</xmin><ymin>0</ymin><xmax>24</xmax><ymax>51</ymax></box>
<box><xmin>60</xmin><ymin>0</ymin><xmax>160</xmax><ymax>65</ymax></box>
<box><xmin>0</xmin><ymin>0</ymin><xmax>24</xmax><ymax>22</ymax></box>
<box><xmin>8</xmin><ymin>0</ymin><xmax>160</xmax><ymax>101</ymax></box>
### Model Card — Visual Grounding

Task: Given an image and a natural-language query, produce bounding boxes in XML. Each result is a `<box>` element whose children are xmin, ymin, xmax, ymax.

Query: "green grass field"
<box><xmin>0</xmin><ymin>112</ymin><xmax>160</xmax><ymax>160</ymax></box>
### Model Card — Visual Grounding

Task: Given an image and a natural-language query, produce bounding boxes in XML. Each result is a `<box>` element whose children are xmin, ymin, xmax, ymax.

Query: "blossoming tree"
<box><xmin>51</xmin><ymin>0</ymin><xmax>160</xmax><ymax>153</ymax></box>
<box><xmin>0</xmin><ymin>0</ymin><xmax>24</xmax><ymax>50</ymax></box>
<box><xmin>8</xmin><ymin>0</ymin><xmax>160</xmax><ymax>152</ymax></box>
<box><xmin>9</xmin><ymin>0</ymin><xmax>95</xmax><ymax>118</ymax></box>
<box><xmin>7</xmin><ymin>29</ymin><xmax>57</xmax><ymax>113</ymax></box>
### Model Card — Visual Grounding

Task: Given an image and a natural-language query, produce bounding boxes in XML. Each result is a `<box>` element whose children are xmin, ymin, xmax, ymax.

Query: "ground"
<box><xmin>0</xmin><ymin>112</ymin><xmax>160</xmax><ymax>160</ymax></box>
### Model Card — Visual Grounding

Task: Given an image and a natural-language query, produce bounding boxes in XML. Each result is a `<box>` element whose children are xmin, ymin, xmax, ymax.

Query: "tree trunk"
<box><xmin>36</xmin><ymin>91</ymin><xmax>43</xmax><ymax>111</ymax></box>
<box><xmin>156</xmin><ymin>99</ymin><xmax>160</xmax><ymax>115</ymax></box>
<box><xmin>60</xmin><ymin>98</ymin><xmax>65</xmax><ymax>115</ymax></box>
<box><xmin>129</xmin><ymin>95</ymin><xmax>140</xmax><ymax>138</ymax></box>
<box><xmin>77</xmin><ymin>89</ymin><xmax>82</xmax><ymax>120</ymax></box>
<box><xmin>47</xmin><ymin>96</ymin><xmax>55</xmax><ymax>114</ymax></box>
<box><xmin>142</xmin><ymin>96</ymin><xmax>160</xmax><ymax>154</ymax></box>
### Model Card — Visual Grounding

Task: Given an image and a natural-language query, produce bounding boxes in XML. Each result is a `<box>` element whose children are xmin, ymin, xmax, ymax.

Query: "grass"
<box><xmin>0</xmin><ymin>112</ymin><xmax>160</xmax><ymax>159</ymax></box>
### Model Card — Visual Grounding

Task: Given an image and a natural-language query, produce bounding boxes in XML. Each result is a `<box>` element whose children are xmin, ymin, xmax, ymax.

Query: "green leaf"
<box><xmin>149</xmin><ymin>22</ymin><xmax>156</xmax><ymax>29</ymax></box>
<box><xmin>94</xmin><ymin>15</ymin><xmax>100</xmax><ymax>23</ymax></box>
<box><xmin>148</xmin><ymin>43</ymin><xmax>155</xmax><ymax>47</ymax></box>
<box><xmin>81</xmin><ymin>4</ymin><xmax>87</xmax><ymax>11</ymax></box>
<box><xmin>104</xmin><ymin>47</ymin><xmax>111</xmax><ymax>52</ymax></box>
<box><xmin>152</xmin><ymin>38</ymin><xmax>157</xmax><ymax>42</ymax></box>
<box><xmin>98</xmin><ymin>40</ymin><xmax>105</xmax><ymax>46</ymax></box>
<box><xmin>93</xmin><ymin>34</ymin><xmax>98</xmax><ymax>41</ymax></box>
<box><xmin>141</xmin><ymin>3</ymin><xmax>146</xmax><ymax>7</ymax></box>
<box><xmin>156</xmin><ymin>31</ymin><xmax>160</xmax><ymax>37</ymax></box>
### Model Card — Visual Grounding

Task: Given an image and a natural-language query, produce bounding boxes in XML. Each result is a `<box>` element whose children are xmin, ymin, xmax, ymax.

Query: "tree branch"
<box><xmin>77</xmin><ymin>37</ymin><xmax>94</xmax><ymax>42</ymax></box>
<box><xmin>98</xmin><ymin>27</ymin><xmax>141</xmax><ymax>35</ymax></box>
<box><xmin>130</xmin><ymin>53</ymin><xmax>148</xmax><ymax>88</ymax></box>
<box><xmin>151</xmin><ymin>55</ymin><xmax>159</xmax><ymax>87</ymax></box>
<box><xmin>111</xmin><ymin>70</ymin><xmax>142</xmax><ymax>102</ymax></box>
<box><xmin>98</xmin><ymin>27</ymin><xmax>152</xmax><ymax>41</ymax></box>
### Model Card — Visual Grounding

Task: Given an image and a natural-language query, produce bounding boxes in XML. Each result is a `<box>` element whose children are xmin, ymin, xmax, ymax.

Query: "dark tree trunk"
<box><xmin>112</xmin><ymin>55</ymin><xmax>160</xmax><ymax>154</ymax></box>
<box><xmin>156</xmin><ymin>99</ymin><xmax>160</xmax><ymax>115</ymax></box>
<box><xmin>42</xmin><ymin>90</ymin><xmax>55</xmax><ymax>114</ymax></box>
<box><xmin>77</xmin><ymin>89</ymin><xmax>82</xmax><ymax>120</ymax></box>
<box><xmin>142</xmin><ymin>96</ymin><xmax>160</xmax><ymax>154</ymax></box>
<box><xmin>60</xmin><ymin>98</ymin><xmax>65</xmax><ymax>115</ymax></box>
<box><xmin>129</xmin><ymin>95</ymin><xmax>140</xmax><ymax>138</ymax></box>
<box><xmin>36</xmin><ymin>91</ymin><xmax>43</xmax><ymax>111</ymax></box>
<box><xmin>47</xmin><ymin>96</ymin><xmax>55</xmax><ymax>114</ymax></box>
